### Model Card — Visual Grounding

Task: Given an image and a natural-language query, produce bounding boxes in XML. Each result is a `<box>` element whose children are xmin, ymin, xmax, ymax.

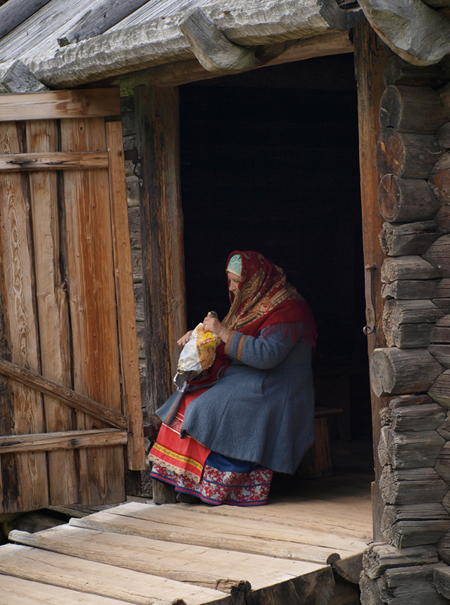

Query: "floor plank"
<box><xmin>71</xmin><ymin>506</ymin><xmax>365</xmax><ymax>565</ymax></box>
<box><xmin>0</xmin><ymin>575</ymin><xmax>131</xmax><ymax>605</ymax></box>
<box><xmin>0</xmin><ymin>544</ymin><xmax>230</xmax><ymax>605</ymax></box>
<box><xmin>9</xmin><ymin>524</ymin><xmax>323</xmax><ymax>592</ymax></box>
<box><xmin>80</xmin><ymin>501</ymin><xmax>368</xmax><ymax>559</ymax></box>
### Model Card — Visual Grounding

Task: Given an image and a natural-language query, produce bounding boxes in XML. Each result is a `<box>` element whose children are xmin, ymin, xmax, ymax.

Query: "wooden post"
<box><xmin>354</xmin><ymin>22</ymin><xmax>389</xmax><ymax>541</ymax></box>
<box><xmin>135</xmin><ymin>86</ymin><xmax>186</xmax><ymax>504</ymax></box>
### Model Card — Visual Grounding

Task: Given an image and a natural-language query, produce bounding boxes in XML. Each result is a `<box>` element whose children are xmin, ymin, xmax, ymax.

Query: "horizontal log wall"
<box><xmin>363</xmin><ymin>61</ymin><xmax>450</xmax><ymax>605</ymax></box>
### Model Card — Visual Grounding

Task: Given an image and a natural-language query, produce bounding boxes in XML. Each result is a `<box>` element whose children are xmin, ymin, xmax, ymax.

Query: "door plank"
<box><xmin>0</xmin><ymin>89</ymin><xmax>121</xmax><ymax>122</ymax></box>
<box><xmin>105</xmin><ymin>120</ymin><xmax>145</xmax><ymax>471</ymax></box>
<box><xmin>26</xmin><ymin>118</ymin><xmax>78</xmax><ymax>505</ymax></box>
<box><xmin>0</xmin><ymin>121</ymin><xmax>48</xmax><ymax>513</ymax></box>
<box><xmin>0</xmin><ymin>358</ymin><xmax>127</xmax><ymax>429</ymax></box>
<box><xmin>0</xmin><ymin>151</ymin><xmax>109</xmax><ymax>171</ymax></box>
<box><xmin>135</xmin><ymin>85</ymin><xmax>186</xmax><ymax>504</ymax></box>
<box><xmin>0</xmin><ymin>428</ymin><xmax>127</xmax><ymax>453</ymax></box>
<box><xmin>61</xmin><ymin>116</ymin><xmax>124</xmax><ymax>506</ymax></box>
<box><xmin>1</xmin><ymin>575</ymin><xmax>132</xmax><ymax>605</ymax></box>
<box><xmin>10</xmin><ymin>524</ymin><xmax>323</xmax><ymax>591</ymax></box>
<box><xmin>0</xmin><ymin>544</ymin><xmax>229</xmax><ymax>605</ymax></box>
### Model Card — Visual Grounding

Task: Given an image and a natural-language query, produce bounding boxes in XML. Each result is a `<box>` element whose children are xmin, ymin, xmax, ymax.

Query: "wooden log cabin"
<box><xmin>0</xmin><ymin>0</ymin><xmax>450</xmax><ymax>603</ymax></box>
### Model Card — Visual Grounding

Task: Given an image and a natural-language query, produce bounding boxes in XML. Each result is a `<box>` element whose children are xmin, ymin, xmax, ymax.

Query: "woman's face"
<box><xmin>227</xmin><ymin>272</ymin><xmax>240</xmax><ymax>293</ymax></box>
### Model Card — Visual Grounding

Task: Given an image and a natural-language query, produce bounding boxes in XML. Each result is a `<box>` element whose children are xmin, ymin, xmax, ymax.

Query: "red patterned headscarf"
<box><xmin>222</xmin><ymin>251</ymin><xmax>317</xmax><ymax>346</ymax></box>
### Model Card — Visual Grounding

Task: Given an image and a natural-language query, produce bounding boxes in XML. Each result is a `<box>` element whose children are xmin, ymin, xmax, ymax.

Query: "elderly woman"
<box><xmin>149</xmin><ymin>251</ymin><xmax>316</xmax><ymax>506</ymax></box>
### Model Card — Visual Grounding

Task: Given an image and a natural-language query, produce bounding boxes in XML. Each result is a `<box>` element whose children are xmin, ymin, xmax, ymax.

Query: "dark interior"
<box><xmin>179</xmin><ymin>53</ymin><xmax>373</xmax><ymax>476</ymax></box>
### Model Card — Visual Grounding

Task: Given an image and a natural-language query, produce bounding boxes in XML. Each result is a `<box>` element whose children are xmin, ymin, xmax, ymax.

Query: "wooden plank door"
<box><xmin>0</xmin><ymin>88</ymin><xmax>145</xmax><ymax>514</ymax></box>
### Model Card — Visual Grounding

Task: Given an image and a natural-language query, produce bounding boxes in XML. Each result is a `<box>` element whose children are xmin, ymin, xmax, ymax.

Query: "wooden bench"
<box><xmin>296</xmin><ymin>406</ymin><xmax>342</xmax><ymax>478</ymax></box>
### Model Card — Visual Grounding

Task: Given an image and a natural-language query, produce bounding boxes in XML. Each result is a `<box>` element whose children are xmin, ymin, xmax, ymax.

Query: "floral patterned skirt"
<box><xmin>150</xmin><ymin>451</ymin><xmax>273</xmax><ymax>506</ymax></box>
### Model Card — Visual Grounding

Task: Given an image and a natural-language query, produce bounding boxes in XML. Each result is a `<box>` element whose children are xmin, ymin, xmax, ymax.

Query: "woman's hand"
<box><xmin>203</xmin><ymin>316</ymin><xmax>233</xmax><ymax>344</ymax></box>
<box><xmin>177</xmin><ymin>330</ymin><xmax>193</xmax><ymax>347</ymax></box>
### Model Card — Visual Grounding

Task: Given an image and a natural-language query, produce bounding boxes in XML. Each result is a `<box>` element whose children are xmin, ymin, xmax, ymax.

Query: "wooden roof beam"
<box><xmin>0</xmin><ymin>60</ymin><xmax>49</xmax><ymax>94</ymax></box>
<box><xmin>115</xmin><ymin>31</ymin><xmax>354</xmax><ymax>95</ymax></box>
<box><xmin>0</xmin><ymin>0</ymin><xmax>52</xmax><ymax>41</ymax></box>
<box><xmin>358</xmin><ymin>0</ymin><xmax>450</xmax><ymax>65</ymax></box>
<box><xmin>179</xmin><ymin>8</ymin><xmax>282</xmax><ymax>74</ymax></box>
<box><xmin>179</xmin><ymin>2</ymin><xmax>362</xmax><ymax>75</ymax></box>
<box><xmin>57</xmin><ymin>0</ymin><xmax>152</xmax><ymax>47</ymax></box>
<box><xmin>26</xmin><ymin>0</ymin><xmax>363</xmax><ymax>89</ymax></box>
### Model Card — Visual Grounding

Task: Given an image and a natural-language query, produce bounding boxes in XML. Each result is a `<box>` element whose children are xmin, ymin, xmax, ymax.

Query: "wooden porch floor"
<box><xmin>0</xmin><ymin>462</ymin><xmax>372</xmax><ymax>605</ymax></box>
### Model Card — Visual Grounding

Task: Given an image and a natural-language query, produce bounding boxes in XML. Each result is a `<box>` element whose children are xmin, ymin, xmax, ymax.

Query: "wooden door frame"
<box><xmin>137</xmin><ymin>36</ymin><xmax>386</xmax><ymax>522</ymax></box>
<box><xmin>354</xmin><ymin>23</ymin><xmax>388</xmax><ymax>540</ymax></box>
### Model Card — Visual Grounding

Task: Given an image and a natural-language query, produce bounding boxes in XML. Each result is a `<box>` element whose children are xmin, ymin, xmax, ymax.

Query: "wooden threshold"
<box><xmin>1</xmin><ymin>478</ymin><xmax>372</xmax><ymax>605</ymax></box>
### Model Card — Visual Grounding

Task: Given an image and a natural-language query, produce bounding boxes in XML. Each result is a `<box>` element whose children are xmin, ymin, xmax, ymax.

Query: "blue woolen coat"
<box><xmin>157</xmin><ymin>322</ymin><xmax>315</xmax><ymax>474</ymax></box>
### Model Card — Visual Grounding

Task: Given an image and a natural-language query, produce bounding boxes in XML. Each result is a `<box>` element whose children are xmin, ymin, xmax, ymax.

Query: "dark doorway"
<box><xmin>179</xmin><ymin>53</ymin><xmax>373</xmax><ymax>477</ymax></box>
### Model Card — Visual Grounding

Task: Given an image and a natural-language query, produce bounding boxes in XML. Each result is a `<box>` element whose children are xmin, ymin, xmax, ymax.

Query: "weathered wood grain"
<box><xmin>0</xmin><ymin>575</ymin><xmax>132</xmax><ymax>605</ymax></box>
<box><xmin>434</xmin><ymin>279</ymin><xmax>450</xmax><ymax>298</ymax></box>
<box><xmin>0</xmin><ymin>544</ymin><xmax>227</xmax><ymax>605</ymax></box>
<box><xmin>26</xmin><ymin>118</ymin><xmax>77</xmax><ymax>505</ymax></box>
<box><xmin>135</xmin><ymin>86</ymin><xmax>186</xmax><ymax>504</ymax></box>
<box><xmin>57</xmin><ymin>0</ymin><xmax>151</xmax><ymax>46</ymax></box>
<box><xmin>70</xmin><ymin>502</ymin><xmax>368</xmax><ymax>564</ymax></box>
<box><xmin>0</xmin><ymin>358</ymin><xmax>127</xmax><ymax>430</ymax></box>
<box><xmin>380</xmin><ymin>466</ymin><xmax>448</xmax><ymax>504</ymax></box>
<box><xmin>370</xmin><ymin>347</ymin><xmax>443</xmax><ymax>397</ymax></box>
<box><xmin>389</xmin><ymin>394</ymin><xmax>434</xmax><ymax>409</ymax></box>
<box><xmin>61</xmin><ymin>116</ymin><xmax>124</xmax><ymax>506</ymax></box>
<box><xmin>379</xmin><ymin>220</ymin><xmax>438</xmax><ymax>256</ymax></box>
<box><xmin>0</xmin><ymin>151</ymin><xmax>109</xmax><ymax>171</ymax></box>
<box><xmin>379</xmin><ymin>174</ymin><xmax>440</xmax><ymax>223</ymax></box>
<box><xmin>382</xmin><ymin>279</ymin><xmax>439</xmax><ymax>300</ymax></box>
<box><xmin>377</xmin><ymin>426</ymin><xmax>445</xmax><ymax>469</ymax></box>
<box><xmin>0</xmin><ymin>121</ymin><xmax>48</xmax><ymax>513</ymax></box>
<box><xmin>0</xmin><ymin>428</ymin><xmax>127</xmax><ymax>454</ymax></box>
<box><xmin>379</xmin><ymin>86</ymin><xmax>447</xmax><ymax>132</ymax></box>
<box><xmin>8</xmin><ymin>524</ymin><xmax>323</xmax><ymax>592</ymax></box>
<box><xmin>381</xmin><ymin>256</ymin><xmax>440</xmax><ymax>283</ymax></box>
<box><xmin>363</xmin><ymin>542</ymin><xmax>439</xmax><ymax>580</ymax></box>
<box><xmin>376</xmin><ymin>129</ymin><xmax>444</xmax><ymax>179</ymax></box>
<box><xmin>1</xmin><ymin>60</ymin><xmax>49</xmax><ymax>94</ymax></box>
<box><xmin>390</xmin><ymin>403</ymin><xmax>446</xmax><ymax>431</ymax></box>
<box><xmin>360</xmin><ymin>569</ymin><xmax>383</xmax><ymax>605</ymax></box>
<box><xmin>0</xmin><ymin>90</ymin><xmax>120</xmax><ymax>122</ymax></box>
<box><xmin>437</xmin><ymin>530</ymin><xmax>450</xmax><ymax>563</ymax></box>
<box><xmin>433</xmin><ymin>564</ymin><xmax>450</xmax><ymax>600</ymax></box>
<box><xmin>380</xmin><ymin>563</ymin><xmax>448</xmax><ymax>603</ymax></box>
<box><xmin>384</xmin><ymin>55</ymin><xmax>450</xmax><ymax>88</ymax></box>
<box><xmin>435</xmin><ymin>442</ymin><xmax>450</xmax><ymax>483</ymax></box>
<box><xmin>430</xmin><ymin>315</ymin><xmax>450</xmax><ymax>343</ymax></box>
<box><xmin>0</xmin><ymin>0</ymin><xmax>52</xmax><ymax>41</ymax></box>
<box><xmin>32</xmin><ymin>2</ymin><xmax>359</xmax><ymax>88</ymax></box>
<box><xmin>354</xmin><ymin>20</ymin><xmax>388</xmax><ymax>543</ymax></box>
<box><xmin>357</xmin><ymin>0</ymin><xmax>450</xmax><ymax>66</ymax></box>
<box><xmin>180</xmin><ymin>8</ymin><xmax>261</xmax><ymax>75</ymax></box>
<box><xmin>429</xmin><ymin>151</ymin><xmax>450</xmax><ymax>204</ymax></box>
<box><xmin>423</xmin><ymin>235</ymin><xmax>450</xmax><ymax>277</ymax></box>
<box><xmin>117</xmin><ymin>32</ymin><xmax>354</xmax><ymax>94</ymax></box>
<box><xmin>105</xmin><ymin>120</ymin><xmax>145</xmax><ymax>472</ymax></box>
<box><xmin>436</xmin><ymin>410</ymin><xmax>450</xmax><ymax>439</ymax></box>
<box><xmin>381</xmin><ymin>504</ymin><xmax>450</xmax><ymax>547</ymax></box>
<box><xmin>382</xmin><ymin>300</ymin><xmax>443</xmax><ymax>348</ymax></box>
<box><xmin>429</xmin><ymin>369</ymin><xmax>450</xmax><ymax>407</ymax></box>
<box><xmin>429</xmin><ymin>345</ymin><xmax>450</xmax><ymax>368</ymax></box>
<box><xmin>437</xmin><ymin>207</ymin><xmax>450</xmax><ymax>234</ymax></box>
